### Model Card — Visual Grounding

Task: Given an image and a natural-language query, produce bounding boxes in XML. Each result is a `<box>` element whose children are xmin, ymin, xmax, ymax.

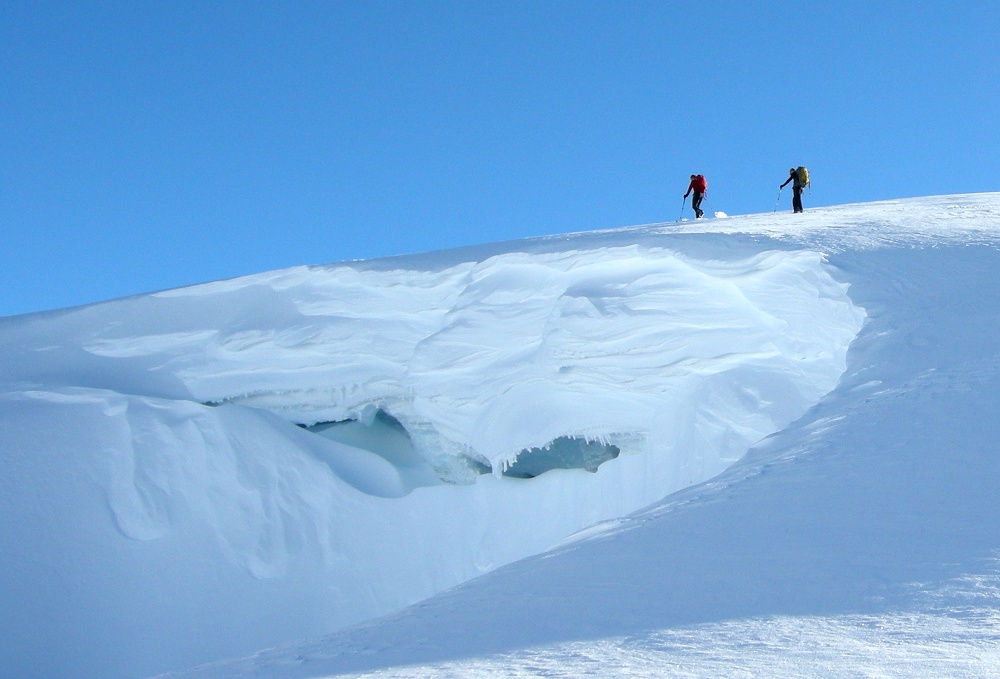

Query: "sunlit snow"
<box><xmin>4</xmin><ymin>194</ymin><xmax>1000</xmax><ymax>678</ymax></box>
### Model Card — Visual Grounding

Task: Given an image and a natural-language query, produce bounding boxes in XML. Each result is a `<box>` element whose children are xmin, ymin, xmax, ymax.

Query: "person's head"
<box><xmin>690</xmin><ymin>174</ymin><xmax>696</xmax><ymax>179</ymax></box>
<box><xmin>789</xmin><ymin>168</ymin><xmax>796</xmax><ymax>175</ymax></box>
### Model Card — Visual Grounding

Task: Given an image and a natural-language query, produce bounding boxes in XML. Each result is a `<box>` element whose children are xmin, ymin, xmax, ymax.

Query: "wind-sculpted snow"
<box><xmin>183</xmin><ymin>240</ymin><xmax>1000</xmax><ymax>679</ymax></box>
<box><xmin>4</xmin><ymin>245</ymin><xmax>861</xmax><ymax>480</ymax></box>
<box><xmin>0</xmin><ymin>210</ymin><xmax>869</xmax><ymax>677</ymax></box>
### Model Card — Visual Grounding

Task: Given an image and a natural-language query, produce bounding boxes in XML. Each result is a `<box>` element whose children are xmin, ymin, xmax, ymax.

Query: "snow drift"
<box><xmin>175</xmin><ymin>209</ymin><xmax>1000</xmax><ymax>679</ymax></box>
<box><xmin>0</xmin><ymin>228</ymin><xmax>865</xmax><ymax>677</ymax></box>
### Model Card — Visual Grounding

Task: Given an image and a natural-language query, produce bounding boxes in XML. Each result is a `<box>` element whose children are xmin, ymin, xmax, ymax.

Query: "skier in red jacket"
<box><xmin>684</xmin><ymin>174</ymin><xmax>707</xmax><ymax>219</ymax></box>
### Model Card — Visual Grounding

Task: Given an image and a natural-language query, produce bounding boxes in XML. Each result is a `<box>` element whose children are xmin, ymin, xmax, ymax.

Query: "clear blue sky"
<box><xmin>2</xmin><ymin>1</ymin><xmax>998</xmax><ymax>317</ymax></box>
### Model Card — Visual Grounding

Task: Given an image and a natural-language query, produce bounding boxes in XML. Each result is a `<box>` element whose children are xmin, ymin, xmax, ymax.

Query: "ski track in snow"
<box><xmin>4</xmin><ymin>193</ymin><xmax>1000</xmax><ymax>678</ymax></box>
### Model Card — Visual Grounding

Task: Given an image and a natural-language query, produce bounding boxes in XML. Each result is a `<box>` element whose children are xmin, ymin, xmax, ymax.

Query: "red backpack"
<box><xmin>691</xmin><ymin>174</ymin><xmax>707</xmax><ymax>192</ymax></box>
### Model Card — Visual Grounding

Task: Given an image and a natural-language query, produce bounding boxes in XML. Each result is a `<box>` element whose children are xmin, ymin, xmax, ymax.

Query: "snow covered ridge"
<box><xmin>36</xmin><ymin>192</ymin><xmax>1000</xmax><ymax>677</ymax></box>
<box><xmin>603</xmin><ymin>192</ymin><xmax>1000</xmax><ymax>250</ymax></box>
<box><xmin>3</xmin><ymin>244</ymin><xmax>861</xmax><ymax>487</ymax></box>
<box><xmin>163</xmin><ymin>245</ymin><xmax>861</xmax><ymax>482</ymax></box>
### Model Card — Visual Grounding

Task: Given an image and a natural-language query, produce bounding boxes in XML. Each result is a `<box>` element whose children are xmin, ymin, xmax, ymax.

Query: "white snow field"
<box><xmin>2</xmin><ymin>194</ymin><xmax>1000</xmax><ymax>678</ymax></box>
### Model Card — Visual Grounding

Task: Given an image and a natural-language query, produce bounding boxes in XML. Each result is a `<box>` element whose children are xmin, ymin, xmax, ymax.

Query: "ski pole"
<box><xmin>773</xmin><ymin>187</ymin><xmax>783</xmax><ymax>213</ymax></box>
<box><xmin>679</xmin><ymin>196</ymin><xmax>687</xmax><ymax>221</ymax></box>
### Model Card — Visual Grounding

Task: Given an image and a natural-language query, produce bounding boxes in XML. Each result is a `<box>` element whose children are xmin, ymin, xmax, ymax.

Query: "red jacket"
<box><xmin>687</xmin><ymin>175</ymin><xmax>707</xmax><ymax>195</ymax></box>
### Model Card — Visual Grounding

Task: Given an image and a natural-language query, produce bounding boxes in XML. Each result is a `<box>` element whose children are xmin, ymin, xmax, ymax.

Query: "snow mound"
<box><xmin>5</xmin><ymin>244</ymin><xmax>863</xmax><ymax>480</ymax></box>
<box><xmin>0</xmin><ymin>240</ymin><xmax>863</xmax><ymax>678</ymax></box>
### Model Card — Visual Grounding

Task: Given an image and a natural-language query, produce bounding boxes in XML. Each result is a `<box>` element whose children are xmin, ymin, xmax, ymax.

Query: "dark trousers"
<box><xmin>692</xmin><ymin>192</ymin><xmax>705</xmax><ymax>218</ymax></box>
<box><xmin>792</xmin><ymin>187</ymin><xmax>803</xmax><ymax>213</ymax></box>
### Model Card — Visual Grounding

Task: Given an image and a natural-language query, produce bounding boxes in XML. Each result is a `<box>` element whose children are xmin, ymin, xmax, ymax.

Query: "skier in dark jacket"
<box><xmin>684</xmin><ymin>174</ymin><xmax>707</xmax><ymax>219</ymax></box>
<box><xmin>780</xmin><ymin>168</ymin><xmax>805</xmax><ymax>213</ymax></box>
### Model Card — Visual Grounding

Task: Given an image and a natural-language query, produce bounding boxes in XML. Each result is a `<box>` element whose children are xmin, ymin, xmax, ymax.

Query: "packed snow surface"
<box><xmin>4</xmin><ymin>194</ymin><xmax>1000</xmax><ymax>678</ymax></box>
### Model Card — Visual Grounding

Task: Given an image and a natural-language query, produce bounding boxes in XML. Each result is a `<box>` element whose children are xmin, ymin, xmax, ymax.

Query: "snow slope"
<box><xmin>4</xmin><ymin>194</ymin><xmax>1000</xmax><ymax>678</ymax></box>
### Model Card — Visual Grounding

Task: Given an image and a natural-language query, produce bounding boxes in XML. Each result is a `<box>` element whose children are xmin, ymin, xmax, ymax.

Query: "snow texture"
<box><xmin>3</xmin><ymin>193</ymin><xmax>1000</xmax><ymax>678</ymax></box>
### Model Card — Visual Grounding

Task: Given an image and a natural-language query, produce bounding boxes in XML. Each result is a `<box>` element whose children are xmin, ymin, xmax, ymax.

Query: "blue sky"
<box><xmin>2</xmin><ymin>1</ymin><xmax>998</xmax><ymax>317</ymax></box>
